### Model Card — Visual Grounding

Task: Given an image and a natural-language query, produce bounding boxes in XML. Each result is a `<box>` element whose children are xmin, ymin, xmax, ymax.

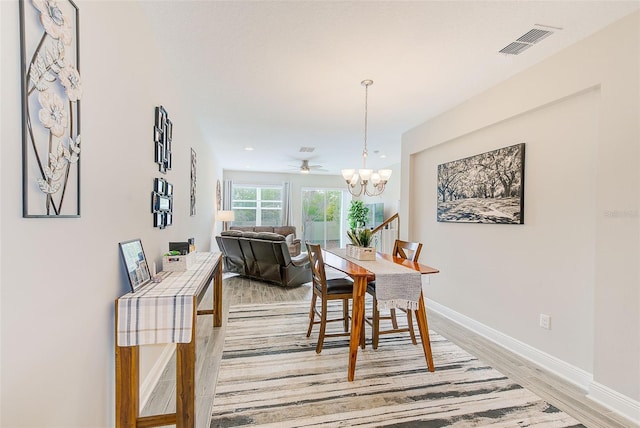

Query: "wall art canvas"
<box><xmin>437</xmin><ymin>143</ymin><xmax>525</xmax><ymax>224</ymax></box>
<box><xmin>20</xmin><ymin>0</ymin><xmax>81</xmax><ymax>217</ymax></box>
<box><xmin>190</xmin><ymin>148</ymin><xmax>196</xmax><ymax>216</ymax></box>
<box><xmin>154</xmin><ymin>106</ymin><xmax>172</xmax><ymax>173</ymax></box>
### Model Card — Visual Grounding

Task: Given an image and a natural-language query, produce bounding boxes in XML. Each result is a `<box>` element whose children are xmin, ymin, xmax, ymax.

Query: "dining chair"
<box><xmin>365</xmin><ymin>239</ymin><xmax>423</xmax><ymax>349</ymax></box>
<box><xmin>306</xmin><ymin>242</ymin><xmax>363</xmax><ymax>354</ymax></box>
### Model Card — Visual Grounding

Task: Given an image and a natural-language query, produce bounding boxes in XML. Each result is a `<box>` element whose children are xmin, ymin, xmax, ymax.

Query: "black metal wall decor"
<box><xmin>152</xmin><ymin>177</ymin><xmax>173</xmax><ymax>229</ymax></box>
<box><xmin>190</xmin><ymin>148</ymin><xmax>196</xmax><ymax>216</ymax></box>
<box><xmin>20</xmin><ymin>0</ymin><xmax>81</xmax><ymax>217</ymax></box>
<box><xmin>437</xmin><ymin>143</ymin><xmax>525</xmax><ymax>224</ymax></box>
<box><xmin>154</xmin><ymin>106</ymin><xmax>172</xmax><ymax>173</ymax></box>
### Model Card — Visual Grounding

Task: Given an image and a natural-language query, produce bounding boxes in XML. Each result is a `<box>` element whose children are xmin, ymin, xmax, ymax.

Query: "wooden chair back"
<box><xmin>306</xmin><ymin>242</ymin><xmax>328</xmax><ymax>293</ymax></box>
<box><xmin>392</xmin><ymin>240</ymin><xmax>422</xmax><ymax>262</ymax></box>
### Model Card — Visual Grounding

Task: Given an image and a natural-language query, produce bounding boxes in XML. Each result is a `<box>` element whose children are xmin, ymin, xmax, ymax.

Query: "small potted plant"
<box><xmin>346</xmin><ymin>201</ymin><xmax>375</xmax><ymax>260</ymax></box>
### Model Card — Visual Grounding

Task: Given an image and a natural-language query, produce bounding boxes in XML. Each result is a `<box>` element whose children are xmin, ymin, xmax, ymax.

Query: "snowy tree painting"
<box><xmin>437</xmin><ymin>143</ymin><xmax>525</xmax><ymax>224</ymax></box>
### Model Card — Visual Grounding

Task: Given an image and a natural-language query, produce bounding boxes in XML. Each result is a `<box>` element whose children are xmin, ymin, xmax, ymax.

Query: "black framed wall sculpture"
<box><xmin>154</xmin><ymin>106</ymin><xmax>172</xmax><ymax>173</ymax></box>
<box><xmin>437</xmin><ymin>143</ymin><xmax>525</xmax><ymax>224</ymax></box>
<box><xmin>20</xmin><ymin>0</ymin><xmax>81</xmax><ymax>217</ymax></box>
<box><xmin>190</xmin><ymin>148</ymin><xmax>196</xmax><ymax>216</ymax></box>
<box><xmin>151</xmin><ymin>177</ymin><xmax>173</xmax><ymax>229</ymax></box>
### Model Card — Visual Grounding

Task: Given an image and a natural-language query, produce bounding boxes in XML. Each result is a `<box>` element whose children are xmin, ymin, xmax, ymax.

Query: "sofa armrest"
<box><xmin>290</xmin><ymin>253</ymin><xmax>309</xmax><ymax>267</ymax></box>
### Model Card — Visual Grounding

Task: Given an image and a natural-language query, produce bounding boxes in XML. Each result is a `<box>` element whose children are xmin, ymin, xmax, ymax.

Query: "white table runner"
<box><xmin>328</xmin><ymin>248</ymin><xmax>422</xmax><ymax>310</ymax></box>
<box><xmin>117</xmin><ymin>252</ymin><xmax>219</xmax><ymax>346</ymax></box>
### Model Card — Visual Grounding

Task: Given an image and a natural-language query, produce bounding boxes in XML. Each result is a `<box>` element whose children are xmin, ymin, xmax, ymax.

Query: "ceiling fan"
<box><xmin>288</xmin><ymin>159</ymin><xmax>326</xmax><ymax>174</ymax></box>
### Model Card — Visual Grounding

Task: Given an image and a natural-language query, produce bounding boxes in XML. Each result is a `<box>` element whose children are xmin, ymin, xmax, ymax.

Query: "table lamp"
<box><xmin>217</xmin><ymin>210</ymin><xmax>235</xmax><ymax>231</ymax></box>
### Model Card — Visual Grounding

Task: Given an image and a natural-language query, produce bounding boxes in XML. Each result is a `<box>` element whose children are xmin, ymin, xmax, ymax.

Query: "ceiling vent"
<box><xmin>499</xmin><ymin>28</ymin><xmax>554</xmax><ymax>55</ymax></box>
<box><xmin>299</xmin><ymin>146</ymin><xmax>315</xmax><ymax>153</ymax></box>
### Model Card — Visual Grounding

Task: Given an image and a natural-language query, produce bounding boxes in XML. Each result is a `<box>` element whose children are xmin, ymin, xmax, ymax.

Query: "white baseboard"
<box><xmin>426</xmin><ymin>298</ymin><xmax>593</xmax><ymax>388</ymax></box>
<box><xmin>140</xmin><ymin>344</ymin><xmax>175</xmax><ymax>410</ymax></box>
<box><xmin>588</xmin><ymin>381</ymin><xmax>640</xmax><ymax>426</ymax></box>
<box><xmin>427</xmin><ymin>298</ymin><xmax>640</xmax><ymax>425</ymax></box>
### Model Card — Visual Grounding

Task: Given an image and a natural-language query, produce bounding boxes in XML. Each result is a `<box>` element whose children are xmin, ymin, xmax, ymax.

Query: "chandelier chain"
<box><xmin>363</xmin><ymin>81</ymin><xmax>368</xmax><ymax>169</ymax></box>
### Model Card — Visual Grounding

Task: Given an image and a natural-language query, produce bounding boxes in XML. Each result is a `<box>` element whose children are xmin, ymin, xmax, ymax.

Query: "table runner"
<box><xmin>328</xmin><ymin>248</ymin><xmax>422</xmax><ymax>310</ymax></box>
<box><xmin>116</xmin><ymin>252</ymin><xmax>218</xmax><ymax>346</ymax></box>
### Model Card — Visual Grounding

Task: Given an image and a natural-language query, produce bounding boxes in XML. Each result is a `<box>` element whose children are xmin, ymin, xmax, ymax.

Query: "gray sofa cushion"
<box><xmin>221</xmin><ymin>230</ymin><xmax>243</xmax><ymax>237</ymax></box>
<box><xmin>256</xmin><ymin>232</ymin><xmax>285</xmax><ymax>241</ymax></box>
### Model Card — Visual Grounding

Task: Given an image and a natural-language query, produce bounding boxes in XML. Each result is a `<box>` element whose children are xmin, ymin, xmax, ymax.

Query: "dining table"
<box><xmin>322</xmin><ymin>249</ymin><xmax>440</xmax><ymax>381</ymax></box>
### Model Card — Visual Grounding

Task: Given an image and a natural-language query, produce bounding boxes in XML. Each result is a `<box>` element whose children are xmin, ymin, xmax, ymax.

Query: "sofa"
<box><xmin>230</xmin><ymin>225</ymin><xmax>302</xmax><ymax>256</ymax></box>
<box><xmin>216</xmin><ymin>230</ymin><xmax>311</xmax><ymax>287</ymax></box>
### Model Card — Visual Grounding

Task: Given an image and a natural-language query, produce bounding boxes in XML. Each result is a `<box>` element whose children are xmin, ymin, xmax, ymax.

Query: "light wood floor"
<box><xmin>142</xmin><ymin>274</ymin><xmax>638</xmax><ymax>428</ymax></box>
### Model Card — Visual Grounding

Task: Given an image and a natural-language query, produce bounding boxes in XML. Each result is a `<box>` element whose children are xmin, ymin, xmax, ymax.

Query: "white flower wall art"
<box><xmin>20</xmin><ymin>0</ymin><xmax>81</xmax><ymax>217</ymax></box>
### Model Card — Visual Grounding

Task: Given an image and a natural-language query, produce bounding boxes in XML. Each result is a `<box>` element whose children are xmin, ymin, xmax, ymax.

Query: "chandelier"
<box><xmin>341</xmin><ymin>79</ymin><xmax>392</xmax><ymax>197</ymax></box>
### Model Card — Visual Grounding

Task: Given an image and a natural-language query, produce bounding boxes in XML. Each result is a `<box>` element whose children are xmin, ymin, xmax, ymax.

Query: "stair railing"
<box><xmin>370</xmin><ymin>213</ymin><xmax>399</xmax><ymax>255</ymax></box>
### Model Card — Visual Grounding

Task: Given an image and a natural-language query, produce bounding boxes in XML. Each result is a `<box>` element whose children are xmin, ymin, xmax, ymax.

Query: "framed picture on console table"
<box><xmin>118</xmin><ymin>239</ymin><xmax>151</xmax><ymax>292</ymax></box>
<box><xmin>437</xmin><ymin>143</ymin><xmax>525</xmax><ymax>224</ymax></box>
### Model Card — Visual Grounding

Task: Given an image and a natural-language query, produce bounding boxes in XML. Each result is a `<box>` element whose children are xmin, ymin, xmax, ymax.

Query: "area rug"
<box><xmin>210</xmin><ymin>302</ymin><xmax>584</xmax><ymax>427</ymax></box>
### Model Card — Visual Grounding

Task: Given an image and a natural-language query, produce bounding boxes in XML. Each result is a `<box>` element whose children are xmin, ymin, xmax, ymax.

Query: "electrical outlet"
<box><xmin>539</xmin><ymin>314</ymin><xmax>551</xmax><ymax>330</ymax></box>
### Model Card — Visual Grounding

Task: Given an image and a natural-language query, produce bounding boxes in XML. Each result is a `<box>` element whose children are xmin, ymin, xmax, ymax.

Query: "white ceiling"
<box><xmin>139</xmin><ymin>1</ymin><xmax>639</xmax><ymax>175</ymax></box>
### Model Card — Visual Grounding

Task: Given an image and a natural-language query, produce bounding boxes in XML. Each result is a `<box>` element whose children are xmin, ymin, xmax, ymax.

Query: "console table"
<box><xmin>115</xmin><ymin>252</ymin><xmax>222</xmax><ymax>428</ymax></box>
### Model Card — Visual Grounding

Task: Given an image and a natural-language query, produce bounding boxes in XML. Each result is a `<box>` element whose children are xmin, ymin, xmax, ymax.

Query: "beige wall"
<box><xmin>1</xmin><ymin>2</ymin><xmax>222</xmax><ymax>426</ymax></box>
<box><xmin>402</xmin><ymin>12</ymin><xmax>639</xmax><ymax>420</ymax></box>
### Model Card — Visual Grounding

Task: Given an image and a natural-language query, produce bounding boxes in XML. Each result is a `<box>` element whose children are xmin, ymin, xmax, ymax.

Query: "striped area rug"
<box><xmin>210</xmin><ymin>301</ymin><xmax>584</xmax><ymax>427</ymax></box>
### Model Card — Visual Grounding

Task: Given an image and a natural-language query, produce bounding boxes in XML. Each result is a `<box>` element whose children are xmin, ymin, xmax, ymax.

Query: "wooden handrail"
<box><xmin>371</xmin><ymin>213</ymin><xmax>399</xmax><ymax>234</ymax></box>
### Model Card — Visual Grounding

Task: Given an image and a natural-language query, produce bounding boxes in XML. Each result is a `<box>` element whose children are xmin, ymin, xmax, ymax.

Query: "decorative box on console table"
<box><xmin>346</xmin><ymin>244</ymin><xmax>376</xmax><ymax>261</ymax></box>
<box><xmin>163</xmin><ymin>252</ymin><xmax>195</xmax><ymax>271</ymax></box>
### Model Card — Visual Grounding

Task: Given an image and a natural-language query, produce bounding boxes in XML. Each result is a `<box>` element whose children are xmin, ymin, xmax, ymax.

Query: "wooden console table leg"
<box><xmin>214</xmin><ymin>263</ymin><xmax>222</xmax><ymax>327</ymax></box>
<box><xmin>115</xmin><ymin>345</ymin><xmax>139</xmax><ymax>427</ymax></box>
<box><xmin>415</xmin><ymin>291</ymin><xmax>435</xmax><ymax>372</ymax></box>
<box><xmin>176</xmin><ymin>298</ymin><xmax>197</xmax><ymax>428</ymax></box>
<box><xmin>115</xmin><ymin>301</ymin><xmax>139</xmax><ymax>428</ymax></box>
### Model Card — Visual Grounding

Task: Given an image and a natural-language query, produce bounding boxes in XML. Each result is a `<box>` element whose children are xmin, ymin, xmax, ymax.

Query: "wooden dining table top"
<box><xmin>322</xmin><ymin>249</ymin><xmax>440</xmax><ymax>276</ymax></box>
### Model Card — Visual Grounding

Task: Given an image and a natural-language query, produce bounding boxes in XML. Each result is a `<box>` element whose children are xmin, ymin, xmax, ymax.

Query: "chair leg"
<box><xmin>342</xmin><ymin>298</ymin><xmax>349</xmax><ymax>332</ymax></box>
<box><xmin>390</xmin><ymin>308</ymin><xmax>399</xmax><ymax>329</ymax></box>
<box><xmin>316</xmin><ymin>297</ymin><xmax>328</xmax><ymax>354</ymax></box>
<box><xmin>306</xmin><ymin>294</ymin><xmax>316</xmax><ymax>338</ymax></box>
<box><xmin>372</xmin><ymin>297</ymin><xmax>380</xmax><ymax>350</ymax></box>
<box><xmin>406</xmin><ymin>309</ymin><xmax>417</xmax><ymax>345</ymax></box>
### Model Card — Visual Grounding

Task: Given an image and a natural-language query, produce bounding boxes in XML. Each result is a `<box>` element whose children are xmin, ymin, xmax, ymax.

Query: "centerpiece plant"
<box><xmin>346</xmin><ymin>200</ymin><xmax>372</xmax><ymax>247</ymax></box>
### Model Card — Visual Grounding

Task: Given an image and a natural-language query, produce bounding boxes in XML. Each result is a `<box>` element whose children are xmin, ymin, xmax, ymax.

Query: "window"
<box><xmin>301</xmin><ymin>188</ymin><xmax>345</xmax><ymax>249</ymax></box>
<box><xmin>231</xmin><ymin>185</ymin><xmax>283</xmax><ymax>227</ymax></box>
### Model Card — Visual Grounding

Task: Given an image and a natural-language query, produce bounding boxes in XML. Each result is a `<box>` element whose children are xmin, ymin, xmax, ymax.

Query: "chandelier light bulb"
<box><xmin>371</xmin><ymin>172</ymin><xmax>381</xmax><ymax>185</ymax></box>
<box><xmin>359</xmin><ymin>169</ymin><xmax>373</xmax><ymax>181</ymax></box>
<box><xmin>341</xmin><ymin>169</ymin><xmax>355</xmax><ymax>181</ymax></box>
<box><xmin>379</xmin><ymin>169</ymin><xmax>392</xmax><ymax>182</ymax></box>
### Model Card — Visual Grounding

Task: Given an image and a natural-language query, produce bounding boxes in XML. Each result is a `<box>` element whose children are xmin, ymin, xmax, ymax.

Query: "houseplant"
<box><xmin>346</xmin><ymin>201</ymin><xmax>375</xmax><ymax>260</ymax></box>
<box><xmin>347</xmin><ymin>200</ymin><xmax>369</xmax><ymax>230</ymax></box>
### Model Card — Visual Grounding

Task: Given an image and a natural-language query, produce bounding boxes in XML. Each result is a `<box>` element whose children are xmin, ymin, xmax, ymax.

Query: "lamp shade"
<box><xmin>379</xmin><ymin>169</ymin><xmax>392</xmax><ymax>181</ymax></box>
<box><xmin>217</xmin><ymin>210</ymin><xmax>235</xmax><ymax>222</ymax></box>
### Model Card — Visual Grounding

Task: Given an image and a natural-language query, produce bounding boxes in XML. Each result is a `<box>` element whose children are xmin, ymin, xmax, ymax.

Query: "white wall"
<box><xmin>1</xmin><ymin>1</ymin><xmax>222</xmax><ymax>426</ymax></box>
<box><xmin>402</xmin><ymin>11</ymin><xmax>639</xmax><ymax>421</ymax></box>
